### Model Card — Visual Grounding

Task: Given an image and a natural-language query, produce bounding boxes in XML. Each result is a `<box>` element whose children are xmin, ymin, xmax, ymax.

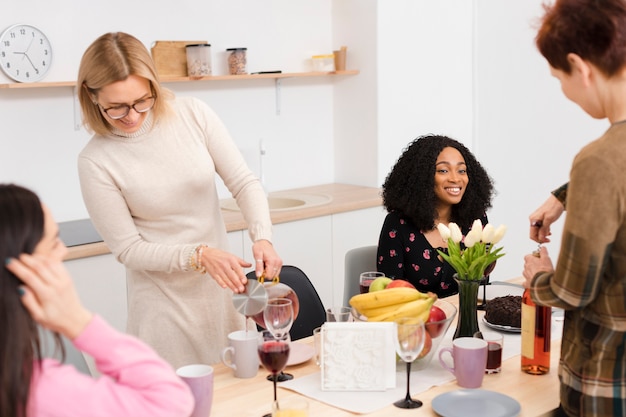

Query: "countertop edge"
<box><xmin>65</xmin><ymin>183</ymin><xmax>383</xmax><ymax>261</ymax></box>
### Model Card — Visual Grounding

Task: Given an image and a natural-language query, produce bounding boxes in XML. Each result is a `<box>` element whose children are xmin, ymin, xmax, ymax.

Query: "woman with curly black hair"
<box><xmin>377</xmin><ymin>134</ymin><xmax>495</xmax><ymax>297</ymax></box>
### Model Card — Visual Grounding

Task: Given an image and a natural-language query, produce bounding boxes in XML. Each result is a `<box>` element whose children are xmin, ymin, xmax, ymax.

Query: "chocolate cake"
<box><xmin>485</xmin><ymin>295</ymin><xmax>522</xmax><ymax>328</ymax></box>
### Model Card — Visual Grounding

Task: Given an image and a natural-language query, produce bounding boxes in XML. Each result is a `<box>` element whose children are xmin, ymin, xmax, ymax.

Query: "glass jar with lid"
<box><xmin>226</xmin><ymin>48</ymin><xmax>247</xmax><ymax>75</ymax></box>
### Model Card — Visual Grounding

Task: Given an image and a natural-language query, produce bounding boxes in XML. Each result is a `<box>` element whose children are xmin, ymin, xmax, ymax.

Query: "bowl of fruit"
<box><xmin>349</xmin><ymin>280</ymin><xmax>457</xmax><ymax>370</ymax></box>
<box><xmin>412</xmin><ymin>298</ymin><xmax>456</xmax><ymax>369</ymax></box>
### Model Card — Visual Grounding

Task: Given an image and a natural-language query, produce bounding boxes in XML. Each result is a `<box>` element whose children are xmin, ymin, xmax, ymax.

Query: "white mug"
<box><xmin>221</xmin><ymin>330</ymin><xmax>259</xmax><ymax>378</ymax></box>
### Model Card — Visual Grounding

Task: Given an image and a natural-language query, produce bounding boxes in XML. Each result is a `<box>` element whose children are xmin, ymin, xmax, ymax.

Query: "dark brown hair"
<box><xmin>0</xmin><ymin>184</ymin><xmax>63</xmax><ymax>417</ymax></box>
<box><xmin>536</xmin><ymin>0</ymin><xmax>626</xmax><ymax>76</ymax></box>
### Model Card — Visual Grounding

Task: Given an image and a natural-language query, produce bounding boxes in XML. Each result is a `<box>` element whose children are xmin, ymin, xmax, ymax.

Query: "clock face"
<box><xmin>0</xmin><ymin>24</ymin><xmax>52</xmax><ymax>82</ymax></box>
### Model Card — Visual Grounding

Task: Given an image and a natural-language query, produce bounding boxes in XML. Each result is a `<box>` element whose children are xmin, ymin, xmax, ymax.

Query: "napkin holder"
<box><xmin>320</xmin><ymin>322</ymin><xmax>396</xmax><ymax>391</ymax></box>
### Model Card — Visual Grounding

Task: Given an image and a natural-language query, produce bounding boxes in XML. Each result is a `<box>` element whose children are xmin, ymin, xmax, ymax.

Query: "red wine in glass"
<box><xmin>258</xmin><ymin>341</ymin><xmax>290</xmax><ymax>373</ymax></box>
<box><xmin>486</xmin><ymin>342</ymin><xmax>503</xmax><ymax>373</ymax></box>
<box><xmin>359</xmin><ymin>279</ymin><xmax>374</xmax><ymax>294</ymax></box>
<box><xmin>359</xmin><ymin>272</ymin><xmax>384</xmax><ymax>294</ymax></box>
<box><xmin>258</xmin><ymin>330</ymin><xmax>290</xmax><ymax>417</ymax></box>
<box><xmin>247</xmin><ymin>280</ymin><xmax>300</xmax><ymax>382</ymax></box>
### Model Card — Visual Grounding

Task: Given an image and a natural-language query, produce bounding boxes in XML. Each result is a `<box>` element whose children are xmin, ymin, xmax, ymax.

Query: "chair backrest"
<box><xmin>41</xmin><ymin>328</ymin><xmax>92</xmax><ymax>375</ymax></box>
<box><xmin>246</xmin><ymin>265</ymin><xmax>326</xmax><ymax>341</ymax></box>
<box><xmin>343</xmin><ymin>245</ymin><xmax>378</xmax><ymax>307</ymax></box>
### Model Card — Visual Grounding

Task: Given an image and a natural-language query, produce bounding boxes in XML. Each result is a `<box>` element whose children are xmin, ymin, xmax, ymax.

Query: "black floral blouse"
<box><xmin>376</xmin><ymin>211</ymin><xmax>488</xmax><ymax>298</ymax></box>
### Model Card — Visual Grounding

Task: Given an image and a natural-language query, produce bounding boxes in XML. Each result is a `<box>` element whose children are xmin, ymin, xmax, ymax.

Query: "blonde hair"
<box><xmin>77</xmin><ymin>32</ymin><xmax>173</xmax><ymax>135</ymax></box>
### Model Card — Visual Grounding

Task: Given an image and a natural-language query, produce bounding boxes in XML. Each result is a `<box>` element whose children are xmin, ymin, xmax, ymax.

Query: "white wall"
<box><xmin>1</xmin><ymin>0</ymin><xmax>338</xmax><ymax>222</ymax></box>
<box><xmin>474</xmin><ymin>1</ymin><xmax>607</xmax><ymax>279</ymax></box>
<box><xmin>1</xmin><ymin>1</ymin><xmax>607</xmax><ymax>281</ymax></box>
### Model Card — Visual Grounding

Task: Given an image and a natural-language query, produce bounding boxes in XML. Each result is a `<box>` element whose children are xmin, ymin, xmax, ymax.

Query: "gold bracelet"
<box><xmin>189</xmin><ymin>244</ymin><xmax>207</xmax><ymax>273</ymax></box>
<box><xmin>197</xmin><ymin>245</ymin><xmax>207</xmax><ymax>274</ymax></box>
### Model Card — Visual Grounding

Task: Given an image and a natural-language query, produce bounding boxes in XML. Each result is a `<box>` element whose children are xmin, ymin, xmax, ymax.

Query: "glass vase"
<box><xmin>453</xmin><ymin>276</ymin><xmax>481</xmax><ymax>339</ymax></box>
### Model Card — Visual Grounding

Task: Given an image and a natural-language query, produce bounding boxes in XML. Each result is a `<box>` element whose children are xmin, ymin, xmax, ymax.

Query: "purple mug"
<box><xmin>438</xmin><ymin>337</ymin><xmax>488</xmax><ymax>388</ymax></box>
<box><xmin>176</xmin><ymin>364</ymin><xmax>214</xmax><ymax>417</ymax></box>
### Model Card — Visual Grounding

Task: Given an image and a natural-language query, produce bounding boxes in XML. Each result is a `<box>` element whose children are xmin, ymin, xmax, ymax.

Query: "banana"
<box><xmin>368</xmin><ymin>296</ymin><xmax>435</xmax><ymax>323</ymax></box>
<box><xmin>349</xmin><ymin>287</ymin><xmax>426</xmax><ymax>312</ymax></box>
<box><xmin>356</xmin><ymin>302</ymin><xmax>404</xmax><ymax>318</ymax></box>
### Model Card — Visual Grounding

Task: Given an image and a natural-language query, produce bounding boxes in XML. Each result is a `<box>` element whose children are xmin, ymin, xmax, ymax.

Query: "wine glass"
<box><xmin>264</xmin><ymin>298</ymin><xmax>294</xmax><ymax>338</ymax></box>
<box><xmin>393</xmin><ymin>317</ymin><xmax>426</xmax><ymax>409</ymax></box>
<box><xmin>477</xmin><ymin>260</ymin><xmax>497</xmax><ymax>310</ymax></box>
<box><xmin>263</xmin><ymin>298</ymin><xmax>294</xmax><ymax>382</ymax></box>
<box><xmin>258</xmin><ymin>330</ymin><xmax>291</xmax><ymax>417</ymax></box>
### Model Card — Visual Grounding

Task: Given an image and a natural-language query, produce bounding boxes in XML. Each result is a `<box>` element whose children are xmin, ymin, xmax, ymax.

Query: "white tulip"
<box><xmin>437</xmin><ymin>223</ymin><xmax>451</xmax><ymax>241</ymax></box>
<box><xmin>471</xmin><ymin>219</ymin><xmax>483</xmax><ymax>235</ymax></box>
<box><xmin>481</xmin><ymin>224</ymin><xmax>495</xmax><ymax>243</ymax></box>
<box><xmin>449</xmin><ymin>222</ymin><xmax>463</xmax><ymax>243</ymax></box>
<box><xmin>464</xmin><ymin>228</ymin><xmax>482</xmax><ymax>248</ymax></box>
<box><xmin>491</xmin><ymin>224</ymin><xmax>507</xmax><ymax>244</ymax></box>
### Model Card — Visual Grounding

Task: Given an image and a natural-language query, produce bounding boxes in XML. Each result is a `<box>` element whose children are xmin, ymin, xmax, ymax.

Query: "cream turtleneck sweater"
<box><xmin>78</xmin><ymin>96</ymin><xmax>270</xmax><ymax>367</ymax></box>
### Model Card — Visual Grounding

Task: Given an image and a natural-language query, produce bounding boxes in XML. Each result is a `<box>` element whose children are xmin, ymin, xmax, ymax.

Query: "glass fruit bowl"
<box><xmin>352</xmin><ymin>299</ymin><xmax>457</xmax><ymax>370</ymax></box>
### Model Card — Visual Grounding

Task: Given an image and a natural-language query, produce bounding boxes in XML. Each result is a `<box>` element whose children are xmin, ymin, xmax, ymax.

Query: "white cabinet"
<box><xmin>227</xmin><ymin>230</ymin><xmax>245</xmax><ymax>259</ymax></box>
<box><xmin>64</xmin><ymin>253</ymin><xmax>127</xmax><ymax>333</ymax></box>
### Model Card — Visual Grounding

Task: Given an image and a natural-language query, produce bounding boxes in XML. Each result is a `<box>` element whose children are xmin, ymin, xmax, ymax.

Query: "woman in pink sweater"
<box><xmin>0</xmin><ymin>184</ymin><xmax>194</xmax><ymax>417</ymax></box>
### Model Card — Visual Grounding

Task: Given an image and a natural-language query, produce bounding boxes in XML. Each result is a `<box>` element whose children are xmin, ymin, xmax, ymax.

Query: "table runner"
<box><xmin>281</xmin><ymin>310</ymin><xmax>564</xmax><ymax>414</ymax></box>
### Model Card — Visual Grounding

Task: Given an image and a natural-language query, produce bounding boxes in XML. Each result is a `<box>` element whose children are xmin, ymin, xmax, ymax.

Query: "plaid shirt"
<box><xmin>531</xmin><ymin>122</ymin><xmax>626</xmax><ymax>417</ymax></box>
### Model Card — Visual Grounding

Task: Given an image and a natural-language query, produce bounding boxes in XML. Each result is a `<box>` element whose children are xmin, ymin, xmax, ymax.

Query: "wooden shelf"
<box><xmin>0</xmin><ymin>70</ymin><xmax>359</xmax><ymax>89</ymax></box>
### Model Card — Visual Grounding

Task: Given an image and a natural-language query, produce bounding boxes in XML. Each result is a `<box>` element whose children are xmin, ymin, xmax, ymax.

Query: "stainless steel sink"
<box><xmin>220</xmin><ymin>192</ymin><xmax>332</xmax><ymax>212</ymax></box>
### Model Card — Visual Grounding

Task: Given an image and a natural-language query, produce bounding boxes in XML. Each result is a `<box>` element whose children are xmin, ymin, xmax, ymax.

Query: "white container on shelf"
<box><xmin>312</xmin><ymin>54</ymin><xmax>335</xmax><ymax>72</ymax></box>
<box><xmin>185</xmin><ymin>44</ymin><xmax>212</xmax><ymax>77</ymax></box>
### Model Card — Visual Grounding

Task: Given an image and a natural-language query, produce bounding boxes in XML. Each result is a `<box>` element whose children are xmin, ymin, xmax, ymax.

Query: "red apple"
<box><xmin>417</xmin><ymin>331</ymin><xmax>432</xmax><ymax>359</ymax></box>
<box><xmin>426</xmin><ymin>305</ymin><xmax>447</xmax><ymax>338</ymax></box>
<box><xmin>385</xmin><ymin>279</ymin><xmax>416</xmax><ymax>290</ymax></box>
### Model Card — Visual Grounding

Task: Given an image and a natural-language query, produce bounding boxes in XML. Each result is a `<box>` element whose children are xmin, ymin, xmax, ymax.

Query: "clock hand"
<box><xmin>23</xmin><ymin>36</ymin><xmax>35</xmax><ymax>55</ymax></box>
<box><xmin>22</xmin><ymin>53</ymin><xmax>38</xmax><ymax>71</ymax></box>
<box><xmin>12</xmin><ymin>51</ymin><xmax>38</xmax><ymax>72</ymax></box>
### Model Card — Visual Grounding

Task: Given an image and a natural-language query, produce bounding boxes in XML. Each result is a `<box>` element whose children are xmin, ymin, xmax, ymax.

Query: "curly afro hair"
<box><xmin>382</xmin><ymin>134</ymin><xmax>495</xmax><ymax>231</ymax></box>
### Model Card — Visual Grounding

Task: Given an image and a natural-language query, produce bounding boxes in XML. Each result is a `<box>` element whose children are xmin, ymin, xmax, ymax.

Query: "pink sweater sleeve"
<box><xmin>29</xmin><ymin>315</ymin><xmax>194</xmax><ymax>417</ymax></box>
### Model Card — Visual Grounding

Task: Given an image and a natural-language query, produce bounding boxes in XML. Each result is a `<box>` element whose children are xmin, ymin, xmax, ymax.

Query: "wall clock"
<box><xmin>0</xmin><ymin>24</ymin><xmax>52</xmax><ymax>82</ymax></box>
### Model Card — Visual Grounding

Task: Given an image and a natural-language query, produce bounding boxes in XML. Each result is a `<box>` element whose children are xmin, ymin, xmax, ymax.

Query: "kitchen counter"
<box><xmin>63</xmin><ymin>183</ymin><xmax>382</xmax><ymax>261</ymax></box>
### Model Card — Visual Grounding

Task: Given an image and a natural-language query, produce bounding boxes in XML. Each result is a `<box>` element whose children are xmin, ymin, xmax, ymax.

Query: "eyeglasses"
<box><xmin>97</xmin><ymin>96</ymin><xmax>155</xmax><ymax>120</ymax></box>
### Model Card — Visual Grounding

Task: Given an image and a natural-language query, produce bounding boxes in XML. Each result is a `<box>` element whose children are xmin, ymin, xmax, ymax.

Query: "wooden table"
<box><xmin>210</xmin><ymin>288</ymin><xmax>561</xmax><ymax>416</ymax></box>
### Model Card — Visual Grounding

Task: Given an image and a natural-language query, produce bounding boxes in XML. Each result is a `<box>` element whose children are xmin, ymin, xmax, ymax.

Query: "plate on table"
<box><xmin>286</xmin><ymin>343</ymin><xmax>315</xmax><ymax>367</ymax></box>
<box><xmin>482</xmin><ymin>317</ymin><xmax>521</xmax><ymax>333</ymax></box>
<box><xmin>432</xmin><ymin>389</ymin><xmax>521</xmax><ymax>417</ymax></box>
<box><xmin>481</xmin><ymin>282</ymin><xmax>524</xmax><ymax>301</ymax></box>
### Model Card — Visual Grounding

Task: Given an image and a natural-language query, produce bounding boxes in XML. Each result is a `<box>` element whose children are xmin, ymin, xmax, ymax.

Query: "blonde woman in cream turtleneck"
<box><xmin>76</xmin><ymin>32</ymin><xmax>282</xmax><ymax>368</ymax></box>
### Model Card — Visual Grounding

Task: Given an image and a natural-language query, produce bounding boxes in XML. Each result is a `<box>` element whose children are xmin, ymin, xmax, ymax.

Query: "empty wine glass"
<box><xmin>263</xmin><ymin>298</ymin><xmax>294</xmax><ymax>382</ymax></box>
<box><xmin>258</xmin><ymin>330</ymin><xmax>291</xmax><ymax>417</ymax></box>
<box><xmin>394</xmin><ymin>317</ymin><xmax>426</xmax><ymax>409</ymax></box>
<box><xmin>264</xmin><ymin>298</ymin><xmax>294</xmax><ymax>338</ymax></box>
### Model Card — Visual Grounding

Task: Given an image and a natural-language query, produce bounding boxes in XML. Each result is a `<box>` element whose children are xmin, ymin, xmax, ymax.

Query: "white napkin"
<box><xmin>320</xmin><ymin>322</ymin><xmax>395</xmax><ymax>391</ymax></box>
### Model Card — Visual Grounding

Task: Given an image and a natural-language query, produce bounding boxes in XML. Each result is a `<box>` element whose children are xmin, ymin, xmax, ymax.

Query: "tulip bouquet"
<box><xmin>436</xmin><ymin>219</ymin><xmax>507</xmax><ymax>281</ymax></box>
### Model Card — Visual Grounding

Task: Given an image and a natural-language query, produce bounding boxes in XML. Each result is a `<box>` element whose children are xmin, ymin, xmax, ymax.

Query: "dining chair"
<box><xmin>246</xmin><ymin>265</ymin><xmax>326</xmax><ymax>341</ymax></box>
<box><xmin>41</xmin><ymin>328</ymin><xmax>93</xmax><ymax>375</ymax></box>
<box><xmin>343</xmin><ymin>245</ymin><xmax>378</xmax><ymax>307</ymax></box>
